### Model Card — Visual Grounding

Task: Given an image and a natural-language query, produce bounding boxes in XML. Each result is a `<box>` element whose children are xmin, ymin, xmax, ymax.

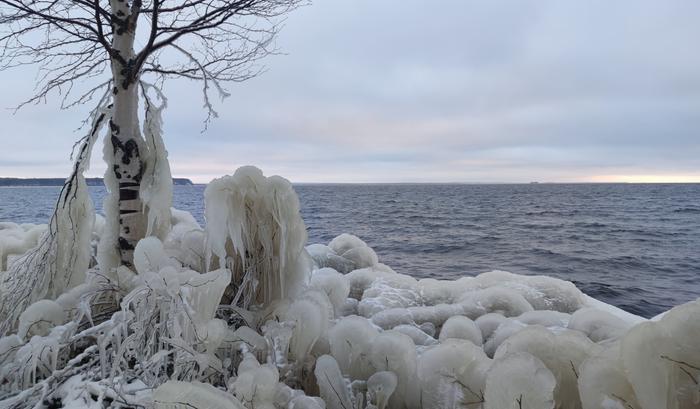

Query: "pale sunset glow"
<box><xmin>588</xmin><ymin>174</ymin><xmax>700</xmax><ymax>184</ymax></box>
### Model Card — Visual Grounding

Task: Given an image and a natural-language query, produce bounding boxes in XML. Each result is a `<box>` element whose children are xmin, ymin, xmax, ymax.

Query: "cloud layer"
<box><xmin>1</xmin><ymin>0</ymin><xmax>699</xmax><ymax>183</ymax></box>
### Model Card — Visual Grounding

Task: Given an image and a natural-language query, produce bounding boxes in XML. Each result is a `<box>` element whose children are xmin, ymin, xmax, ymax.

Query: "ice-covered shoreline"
<box><xmin>0</xmin><ymin>167</ymin><xmax>698</xmax><ymax>409</ymax></box>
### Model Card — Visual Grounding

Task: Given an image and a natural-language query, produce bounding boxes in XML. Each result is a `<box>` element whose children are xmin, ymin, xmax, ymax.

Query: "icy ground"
<box><xmin>0</xmin><ymin>166</ymin><xmax>699</xmax><ymax>409</ymax></box>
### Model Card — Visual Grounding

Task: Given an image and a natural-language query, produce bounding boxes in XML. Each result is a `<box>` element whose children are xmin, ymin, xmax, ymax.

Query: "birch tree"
<box><xmin>0</xmin><ymin>0</ymin><xmax>301</xmax><ymax>268</ymax></box>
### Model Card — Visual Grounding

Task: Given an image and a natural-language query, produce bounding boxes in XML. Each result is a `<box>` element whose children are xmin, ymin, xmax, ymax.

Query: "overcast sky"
<box><xmin>1</xmin><ymin>0</ymin><xmax>699</xmax><ymax>183</ymax></box>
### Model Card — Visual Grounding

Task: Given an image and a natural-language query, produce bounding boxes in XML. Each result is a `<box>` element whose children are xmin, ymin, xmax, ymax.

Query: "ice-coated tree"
<box><xmin>0</xmin><ymin>0</ymin><xmax>301</xmax><ymax>268</ymax></box>
<box><xmin>0</xmin><ymin>0</ymin><xmax>303</xmax><ymax>334</ymax></box>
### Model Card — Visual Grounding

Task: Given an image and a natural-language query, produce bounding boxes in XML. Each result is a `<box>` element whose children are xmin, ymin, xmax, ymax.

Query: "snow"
<box><xmin>155</xmin><ymin>380</ymin><xmax>245</xmax><ymax>409</ymax></box>
<box><xmin>1</xmin><ymin>165</ymin><xmax>699</xmax><ymax>409</ymax></box>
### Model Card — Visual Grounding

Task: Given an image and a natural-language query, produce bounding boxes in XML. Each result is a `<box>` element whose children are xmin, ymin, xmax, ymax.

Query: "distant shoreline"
<box><xmin>0</xmin><ymin>177</ymin><xmax>194</xmax><ymax>187</ymax></box>
<box><xmin>1</xmin><ymin>178</ymin><xmax>698</xmax><ymax>186</ymax></box>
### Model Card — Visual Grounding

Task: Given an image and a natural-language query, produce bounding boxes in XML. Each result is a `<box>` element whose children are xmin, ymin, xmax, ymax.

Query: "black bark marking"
<box><xmin>121</xmin><ymin>139</ymin><xmax>139</xmax><ymax>165</ymax></box>
<box><xmin>119</xmin><ymin>188</ymin><xmax>138</xmax><ymax>201</ymax></box>
<box><xmin>119</xmin><ymin>182</ymin><xmax>140</xmax><ymax>188</ymax></box>
<box><xmin>119</xmin><ymin>209</ymin><xmax>138</xmax><ymax>215</ymax></box>
<box><xmin>111</xmin><ymin>134</ymin><xmax>143</xmax><ymax>182</ymax></box>
<box><xmin>109</xmin><ymin>121</ymin><xmax>120</xmax><ymax>135</ymax></box>
<box><xmin>118</xmin><ymin>237</ymin><xmax>134</xmax><ymax>250</ymax></box>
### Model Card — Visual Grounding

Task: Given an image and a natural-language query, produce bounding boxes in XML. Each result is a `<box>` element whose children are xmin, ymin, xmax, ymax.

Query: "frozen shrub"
<box><xmin>345</xmin><ymin>266</ymin><xmax>396</xmax><ymax>300</ymax></box>
<box><xmin>568</xmin><ymin>307</ymin><xmax>632</xmax><ymax>343</ymax></box>
<box><xmin>164</xmin><ymin>209</ymin><xmax>205</xmax><ymax>272</ymax></box>
<box><xmin>370</xmin><ymin>307</ymin><xmax>414</xmax><ymax>330</ymax></box>
<box><xmin>368</xmin><ymin>331</ymin><xmax>417</xmax><ymax>409</ymax></box>
<box><xmin>578</xmin><ymin>343</ymin><xmax>641</xmax><ymax>409</ymax></box>
<box><xmin>230</xmin><ymin>353</ymin><xmax>280</xmax><ymax>409</ymax></box>
<box><xmin>459</xmin><ymin>287</ymin><xmax>534</xmax><ymax>318</ymax></box>
<box><xmin>439</xmin><ymin>315</ymin><xmax>483</xmax><ymax>346</ymax></box>
<box><xmin>285</xmin><ymin>297</ymin><xmax>326</xmax><ymax>364</ymax></box>
<box><xmin>392</xmin><ymin>324</ymin><xmax>438</xmax><ymax>346</ymax></box>
<box><xmin>134</xmin><ymin>236</ymin><xmax>178</xmax><ymax>274</ymax></box>
<box><xmin>314</xmin><ymin>355</ymin><xmax>353</xmax><ymax>409</ymax></box>
<box><xmin>621</xmin><ymin>299</ymin><xmax>700</xmax><ymax>409</ymax></box>
<box><xmin>307</xmin><ymin>244</ymin><xmax>356</xmax><ymax>274</ymax></box>
<box><xmin>417</xmin><ymin>339</ymin><xmax>491</xmax><ymax>409</ymax></box>
<box><xmin>367</xmin><ymin>371</ymin><xmax>398</xmax><ymax>409</ymax></box>
<box><xmin>205</xmin><ymin>166</ymin><xmax>311</xmax><ymax>308</ymax></box>
<box><xmin>17</xmin><ymin>300</ymin><xmax>66</xmax><ymax>340</ymax></box>
<box><xmin>484</xmin><ymin>352</ymin><xmax>556</xmax><ymax>409</ymax></box>
<box><xmin>310</xmin><ymin>268</ymin><xmax>351</xmax><ymax>317</ymax></box>
<box><xmin>514</xmin><ymin>310</ymin><xmax>570</xmax><ymax>330</ymax></box>
<box><xmin>475</xmin><ymin>313</ymin><xmax>508</xmax><ymax>342</ymax></box>
<box><xmin>329</xmin><ymin>234</ymin><xmax>378</xmax><ymax>269</ymax></box>
<box><xmin>358</xmin><ymin>276</ymin><xmax>421</xmax><ymax>317</ymax></box>
<box><xmin>0</xmin><ymin>223</ymin><xmax>47</xmax><ymax>271</ymax></box>
<box><xmin>495</xmin><ymin>326</ymin><xmax>600</xmax><ymax>409</ymax></box>
<box><xmin>483</xmin><ymin>319</ymin><xmax>526</xmax><ymax>358</ymax></box>
<box><xmin>407</xmin><ymin>304</ymin><xmax>468</xmax><ymax>328</ymax></box>
<box><xmin>328</xmin><ymin>315</ymin><xmax>379</xmax><ymax>380</ymax></box>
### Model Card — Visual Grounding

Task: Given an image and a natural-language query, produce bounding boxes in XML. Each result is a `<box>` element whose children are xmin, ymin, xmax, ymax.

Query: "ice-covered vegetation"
<box><xmin>1</xmin><ymin>166</ymin><xmax>699</xmax><ymax>409</ymax></box>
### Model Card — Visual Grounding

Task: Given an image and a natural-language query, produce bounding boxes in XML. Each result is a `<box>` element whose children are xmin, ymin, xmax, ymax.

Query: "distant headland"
<box><xmin>0</xmin><ymin>177</ymin><xmax>194</xmax><ymax>186</ymax></box>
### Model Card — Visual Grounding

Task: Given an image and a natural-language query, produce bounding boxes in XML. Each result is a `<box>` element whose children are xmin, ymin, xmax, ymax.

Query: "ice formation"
<box><xmin>139</xmin><ymin>85</ymin><xmax>174</xmax><ymax>241</ymax></box>
<box><xmin>0</xmin><ymin>101</ymin><xmax>107</xmax><ymax>335</ymax></box>
<box><xmin>1</xmin><ymin>165</ymin><xmax>699</xmax><ymax>409</ymax></box>
<box><xmin>0</xmin><ymin>223</ymin><xmax>47</xmax><ymax>271</ymax></box>
<box><xmin>204</xmin><ymin>167</ymin><xmax>310</xmax><ymax>308</ymax></box>
<box><xmin>484</xmin><ymin>352</ymin><xmax>556</xmax><ymax>409</ymax></box>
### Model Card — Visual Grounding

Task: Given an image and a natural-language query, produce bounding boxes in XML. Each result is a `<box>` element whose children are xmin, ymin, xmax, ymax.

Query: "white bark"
<box><xmin>99</xmin><ymin>0</ymin><xmax>148</xmax><ymax>270</ymax></box>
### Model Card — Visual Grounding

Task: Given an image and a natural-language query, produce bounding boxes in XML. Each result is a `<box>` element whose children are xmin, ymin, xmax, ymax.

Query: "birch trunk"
<box><xmin>102</xmin><ymin>0</ymin><xmax>147</xmax><ymax>269</ymax></box>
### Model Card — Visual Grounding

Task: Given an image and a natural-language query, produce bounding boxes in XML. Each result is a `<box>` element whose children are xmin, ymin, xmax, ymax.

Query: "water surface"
<box><xmin>1</xmin><ymin>183</ymin><xmax>699</xmax><ymax>317</ymax></box>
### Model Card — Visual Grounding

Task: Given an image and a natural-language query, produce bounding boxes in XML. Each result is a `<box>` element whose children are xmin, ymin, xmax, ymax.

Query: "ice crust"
<box><xmin>0</xmin><ymin>166</ymin><xmax>698</xmax><ymax>409</ymax></box>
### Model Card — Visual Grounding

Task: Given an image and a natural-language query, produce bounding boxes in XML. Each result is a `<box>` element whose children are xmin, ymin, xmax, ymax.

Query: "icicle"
<box><xmin>0</xmin><ymin>94</ymin><xmax>110</xmax><ymax>335</ymax></box>
<box><xmin>140</xmin><ymin>82</ymin><xmax>173</xmax><ymax>240</ymax></box>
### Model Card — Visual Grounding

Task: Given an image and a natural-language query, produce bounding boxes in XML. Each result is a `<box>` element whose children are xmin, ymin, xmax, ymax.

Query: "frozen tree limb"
<box><xmin>0</xmin><ymin>91</ymin><xmax>112</xmax><ymax>336</ymax></box>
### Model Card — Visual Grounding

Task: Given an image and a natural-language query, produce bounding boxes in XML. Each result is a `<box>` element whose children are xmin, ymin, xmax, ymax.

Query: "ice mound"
<box><xmin>205</xmin><ymin>166</ymin><xmax>311</xmax><ymax>308</ymax></box>
<box><xmin>0</xmin><ymin>222</ymin><xmax>47</xmax><ymax>271</ymax></box>
<box><xmin>1</xmin><ymin>166</ymin><xmax>699</xmax><ymax>409</ymax></box>
<box><xmin>484</xmin><ymin>352</ymin><xmax>556</xmax><ymax>409</ymax></box>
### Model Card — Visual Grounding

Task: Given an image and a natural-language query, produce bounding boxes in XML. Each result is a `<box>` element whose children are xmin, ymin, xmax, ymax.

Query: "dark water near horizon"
<box><xmin>1</xmin><ymin>183</ymin><xmax>699</xmax><ymax>318</ymax></box>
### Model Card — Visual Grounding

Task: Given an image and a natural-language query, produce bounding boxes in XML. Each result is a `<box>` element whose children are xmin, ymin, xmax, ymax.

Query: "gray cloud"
<box><xmin>1</xmin><ymin>0</ymin><xmax>699</xmax><ymax>182</ymax></box>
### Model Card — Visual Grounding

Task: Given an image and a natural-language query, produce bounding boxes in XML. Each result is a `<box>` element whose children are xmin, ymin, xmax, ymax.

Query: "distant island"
<box><xmin>0</xmin><ymin>177</ymin><xmax>194</xmax><ymax>186</ymax></box>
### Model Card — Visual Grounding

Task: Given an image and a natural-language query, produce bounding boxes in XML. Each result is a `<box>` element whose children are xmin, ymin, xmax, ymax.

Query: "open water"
<box><xmin>1</xmin><ymin>183</ymin><xmax>699</xmax><ymax>317</ymax></box>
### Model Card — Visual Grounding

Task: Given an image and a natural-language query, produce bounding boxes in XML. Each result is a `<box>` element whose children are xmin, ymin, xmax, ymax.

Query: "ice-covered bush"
<box><xmin>205</xmin><ymin>166</ymin><xmax>311</xmax><ymax>309</ymax></box>
<box><xmin>484</xmin><ymin>352</ymin><xmax>556</xmax><ymax>409</ymax></box>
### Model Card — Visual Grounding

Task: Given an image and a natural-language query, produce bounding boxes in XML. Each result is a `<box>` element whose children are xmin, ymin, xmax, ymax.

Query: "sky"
<box><xmin>1</xmin><ymin>0</ymin><xmax>700</xmax><ymax>183</ymax></box>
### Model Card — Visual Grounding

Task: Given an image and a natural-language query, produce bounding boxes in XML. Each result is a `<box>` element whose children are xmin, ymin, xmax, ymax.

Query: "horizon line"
<box><xmin>3</xmin><ymin>176</ymin><xmax>700</xmax><ymax>186</ymax></box>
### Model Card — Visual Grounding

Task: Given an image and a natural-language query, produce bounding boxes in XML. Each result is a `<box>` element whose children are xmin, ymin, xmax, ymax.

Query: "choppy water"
<box><xmin>1</xmin><ymin>183</ymin><xmax>699</xmax><ymax>318</ymax></box>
